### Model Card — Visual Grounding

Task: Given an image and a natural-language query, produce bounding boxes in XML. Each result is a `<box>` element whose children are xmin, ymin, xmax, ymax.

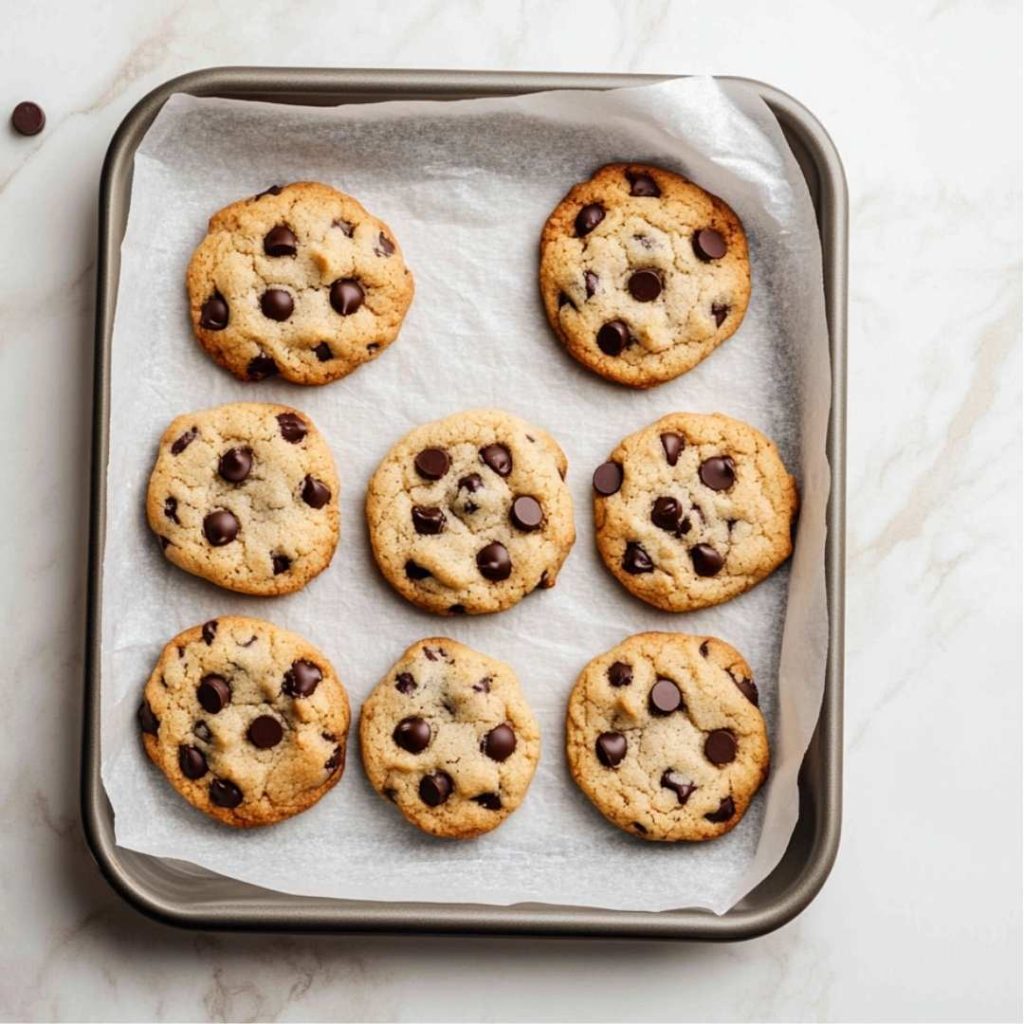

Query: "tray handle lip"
<box><xmin>83</xmin><ymin>64</ymin><xmax>846</xmax><ymax>941</ymax></box>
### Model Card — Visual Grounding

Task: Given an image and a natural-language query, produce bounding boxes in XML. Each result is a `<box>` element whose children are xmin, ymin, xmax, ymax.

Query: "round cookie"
<box><xmin>366</xmin><ymin>409</ymin><xmax>575</xmax><ymax>615</ymax></box>
<box><xmin>138</xmin><ymin>616</ymin><xmax>350</xmax><ymax>828</ymax></box>
<box><xmin>539</xmin><ymin>163</ymin><xmax>750</xmax><ymax>388</ymax></box>
<box><xmin>146</xmin><ymin>402</ymin><xmax>340</xmax><ymax>596</ymax></box>
<box><xmin>360</xmin><ymin>637</ymin><xmax>540</xmax><ymax>838</ymax></box>
<box><xmin>187</xmin><ymin>181</ymin><xmax>414</xmax><ymax>385</ymax></box>
<box><xmin>593</xmin><ymin>412</ymin><xmax>797</xmax><ymax>611</ymax></box>
<box><xmin>566</xmin><ymin>632</ymin><xmax>768</xmax><ymax>841</ymax></box>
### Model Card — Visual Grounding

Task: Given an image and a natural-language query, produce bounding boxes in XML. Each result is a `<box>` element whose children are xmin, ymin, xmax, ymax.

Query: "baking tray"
<box><xmin>82</xmin><ymin>67</ymin><xmax>847</xmax><ymax>940</ymax></box>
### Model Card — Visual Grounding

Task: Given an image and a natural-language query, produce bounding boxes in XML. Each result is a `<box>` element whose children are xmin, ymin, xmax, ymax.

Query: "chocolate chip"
<box><xmin>314</xmin><ymin>341</ymin><xmax>333</xmax><ymax>361</ymax></box>
<box><xmin>584</xmin><ymin>270</ymin><xmax>599</xmax><ymax>297</ymax></box>
<box><xmin>138</xmin><ymin>700</ymin><xmax>159</xmax><ymax>735</ymax></box>
<box><xmin>510</xmin><ymin>495</ymin><xmax>543</xmax><ymax>531</ymax></box>
<box><xmin>705</xmin><ymin>796</ymin><xmax>735</xmax><ymax>823</ymax></box>
<box><xmin>194</xmin><ymin>721</ymin><xmax>212</xmax><ymax>743</ymax></box>
<box><xmin>218</xmin><ymin>446</ymin><xmax>253</xmax><ymax>483</ymax></box>
<box><xmin>622</xmin><ymin>541</ymin><xmax>653</xmax><ymax>574</ymax></box>
<box><xmin>200</xmin><ymin>293</ymin><xmax>229</xmax><ymax>330</ymax></box>
<box><xmin>473</xmin><ymin>793</ymin><xmax>502</xmax><ymax>811</ymax></box>
<box><xmin>575</xmin><ymin>203</ymin><xmax>605</xmax><ymax>236</ymax></box>
<box><xmin>459</xmin><ymin>473</ymin><xmax>483</xmax><ymax>493</ymax></box>
<box><xmin>607</xmin><ymin>661</ymin><xmax>633</xmax><ymax>687</ymax></box>
<box><xmin>592</xmin><ymin>461</ymin><xmax>623</xmax><ymax>495</ymax></box>
<box><xmin>325</xmin><ymin>745</ymin><xmax>343</xmax><ymax>773</ymax></box>
<box><xmin>449</xmin><ymin>604</ymin><xmax>466</xmax><ymax>614</ymax></box>
<box><xmin>395</xmin><ymin>672</ymin><xmax>417</xmax><ymax>694</ymax></box>
<box><xmin>651</xmin><ymin>496</ymin><xmax>682</xmax><ymax>532</ymax></box>
<box><xmin>661</xmin><ymin>770</ymin><xmax>697</xmax><ymax>804</ymax></box>
<box><xmin>376</xmin><ymin>232</ymin><xmax>395</xmax><ymax>255</ymax></box>
<box><xmin>405</xmin><ymin>560</ymin><xmax>431</xmax><ymax>581</ymax></box>
<box><xmin>734</xmin><ymin>676</ymin><xmax>759</xmax><ymax>706</ymax></box>
<box><xmin>272</xmin><ymin>554</ymin><xmax>291</xmax><ymax>575</ymax></box>
<box><xmin>333</xmin><ymin>218</ymin><xmax>354</xmax><ymax>236</ymax></box>
<box><xmin>649</xmin><ymin>677</ymin><xmax>682</xmax><ymax>715</ymax></box>
<box><xmin>480</xmin><ymin>443</ymin><xmax>512</xmax><ymax>477</ymax></box>
<box><xmin>712</xmin><ymin>303</ymin><xmax>729</xmax><ymax>327</ymax></box>
<box><xmin>414</xmin><ymin>447</ymin><xmax>450</xmax><ymax>480</ymax></box>
<box><xmin>699</xmin><ymin>640</ymin><xmax>710</xmax><ymax>657</ymax></box>
<box><xmin>691</xmin><ymin>543</ymin><xmax>724</xmax><ymax>577</ymax></box>
<box><xmin>197</xmin><ymin>674</ymin><xmax>231</xmax><ymax>714</ymax></box>
<box><xmin>248</xmin><ymin>715</ymin><xmax>283</xmax><ymax>749</ymax></box>
<box><xmin>705</xmin><ymin>729</ymin><xmax>737</xmax><ymax>765</ymax></box>
<box><xmin>201</xmin><ymin>620</ymin><xmax>218</xmax><ymax>645</ymax></box>
<box><xmin>419</xmin><ymin>771</ymin><xmax>453</xmax><ymax>807</ymax></box>
<box><xmin>473</xmin><ymin>676</ymin><xmax>492</xmax><ymax>693</ymax></box>
<box><xmin>412</xmin><ymin>505</ymin><xmax>446</xmax><ymax>535</ymax></box>
<box><xmin>210</xmin><ymin>778</ymin><xmax>243</xmax><ymax>808</ymax></box>
<box><xmin>276</xmin><ymin>412</ymin><xmax>307</xmax><ymax>443</ymax></box>
<box><xmin>178</xmin><ymin>744</ymin><xmax>207</xmax><ymax>779</ymax></box>
<box><xmin>171</xmin><ymin>427</ymin><xmax>197</xmax><ymax>455</ymax></box>
<box><xmin>11</xmin><ymin>101</ymin><xmax>45</xmax><ymax>136</ymax></box>
<box><xmin>597</xmin><ymin>320</ymin><xmax>629</xmax><ymax>355</ymax></box>
<box><xmin>260</xmin><ymin>288</ymin><xmax>293</xmax><ymax>321</ymax></box>
<box><xmin>283</xmin><ymin>659</ymin><xmax>322</xmax><ymax>698</ymax></box>
<box><xmin>693</xmin><ymin>228</ymin><xmax>727</xmax><ymax>261</ymax></box>
<box><xmin>596</xmin><ymin>731</ymin><xmax>627</xmax><ymax>768</ymax></box>
<box><xmin>393</xmin><ymin>716</ymin><xmax>431</xmax><ymax>754</ymax></box>
<box><xmin>203</xmin><ymin>509</ymin><xmax>239</xmax><ymax>546</ymax></box>
<box><xmin>254</xmin><ymin>184</ymin><xmax>282</xmax><ymax>199</ymax></box>
<box><xmin>246</xmin><ymin>353</ymin><xmax>278</xmax><ymax>380</ymax></box>
<box><xmin>483</xmin><ymin>723</ymin><xmax>516</xmax><ymax>762</ymax></box>
<box><xmin>164</xmin><ymin>496</ymin><xmax>179</xmax><ymax>523</ymax></box>
<box><xmin>626</xmin><ymin>169</ymin><xmax>660</xmax><ymax>197</ymax></box>
<box><xmin>660</xmin><ymin>432</ymin><xmax>684</xmax><ymax>465</ymax></box>
<box><xmin>329</xmin><ymin>278</ymin><xmax>364</xmax><ymax>315</ymax></box>
<box><xmin>263</xmin><ymin>225</ymin><xmax>297</xmax><ymax>257</ymax></box>
<box><xmin>476</xmin><ymin>541</ymin><xmax>511</xmax><ymax>582</ymax></box>
<box><xmin>699</xmin><ymin>456</ymin><xmax>736</xmax><ymax>491</ymax></box>
<box><xmin>627</xmin><ymin>269</ymin><xmax>662</xmax><ymax>302</ymax></box>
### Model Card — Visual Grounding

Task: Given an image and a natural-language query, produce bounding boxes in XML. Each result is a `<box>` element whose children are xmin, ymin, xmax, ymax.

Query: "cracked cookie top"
<box><xmin>186</xmin><ymin>181</ymin><xmax>414</xmax><ymax>385</ymax></box>
<box><xmin>539</xmin><ymin>163</ymin><xmax>750</xmax><ymax>388</ymax></box>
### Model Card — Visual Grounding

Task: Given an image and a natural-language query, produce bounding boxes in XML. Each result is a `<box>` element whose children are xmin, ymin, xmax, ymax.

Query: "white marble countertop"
<box><xmin>1</xmin><ymin>1</ymin><xmax>1020</xmax><ymax>1020</ymax></box>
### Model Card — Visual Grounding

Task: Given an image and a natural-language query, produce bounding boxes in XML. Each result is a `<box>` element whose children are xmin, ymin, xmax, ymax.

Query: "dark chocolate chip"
<box><xmin>622</xmin><ymin>541</ymin><xmax>654</xmax><ymax>574</ymax></box>
<box><xmin>626</xmin><ymin>170</ymin><xmax>660</xmax><ymax>197</ymax></box>
<box><xmin>705</xmin><ymin>796</ymin><xmax>735</xmax><ymax>823</ymax></box>
<box><xmin>661</xmin><ymin>770</ymin><xmax>697</xmax><ymax>804</ymax></box>
<box><xmin>248</xmin><ymin>715</ymin><xmax>283</xmax><ymax>749</ymax></box>
<box><xmin>209</xmin><ymin>778</ymin><xmax>243</xmax><ymax>808</ymax></box>
<box><xmin>699</xmin><ymin>640</ymin><xmax>710</xmax><ymax>657</ymax></box>
<box><xmin>596</xmin><ymin>731</ymin><xmax>627</xmax><ymax>768</ymax></box>
<box><xmin>584</xmin><ymin>270</ymin><xmax>599</xmax><ymax>297</ymax></box>
<box><xmin>325</xmin><ymin>745</ymin><xmax>343</xmax><ymax>772</ymax></box>
<box><xmin>712</xmin><ymin>303</ymin><xmax>729</xmax><ymax>327</ymax></box>
<box><xmin>412</xmin><ymin>505</ymin><xmax>446</xmax><ymax>535</ymax></box>
<box><xmin>649</xmin><ymin>677</ymin><xmax>683</xmax><ymax>715</ymax></box>
<box><xmin>414</xmin><ymin>447</ymin><xmax>450</xmax><ymax>480</ymax></box>
<box><xmin>301</xmin><ymin>475</ymin><xmax>331</xmax><ymax>509</ymax></box>
<box><xmin>575</xmin><ymin>203</ymin><xmax>605</xmax><ymax>236</ymax></box>
<box><xmin>254</xmin><ymin>185</ymin><xmax>282</xmax><ymax>199</ymax></box>
<box><xmin>449</xmin><ymin>604</ymin><xmax>466</xmax><ymax>614</ymax></box>
<box><xmin>510</xmin><ymin>495</ymin><xmax>543</xmax><ymax>532</ymax></box>
<box><xmin>11</xmin><ymin>101</ymin><xmax>45</xmax><ymax>136</ymax></box>
<box><xmin>194</xmin><ymin>721</ymin><xmax>212</xmax><ymax>743</ymax></box>
<box><xmin>660</xmin><ymin>432</ymin><xmax>684</xmax><ymax>465</ymax></box>
<box><xmin>679</xmin><ymin>516</ymin><xmax>692</xmax><ymax>535</ymax></box>
<box><xmin>393</xmin><ymin>716</ymin><xmax>431</xmax><ymax>753</ymax></box>
<box><xmin>178</xmin><ymin>744</ymin><xmax>207</xmax><ymax>779</ymax></box>
<box><xmin>263</xmin><ymin>225</ymin><xmax>297</xmax><ymax>257</ymax></box>
<box><xmin>597</xmin><ymin>320</ymin><xmax>629</xmax><ymax>356</ymax></box>
<box><xmin>197</xmin><ymin>674</ymin><xmax>231</xmax><ymax>714</ymax></box>
<box><xmin>201</xmin><ymin>620</ymin><xmax>218</xmax><ymax>645</ymax></box>
<box><xmin>276</xmin><ymin>412</ymin><xmax>307</xmax><ymax>443</ymax></box>
<box><xmin>483</xmin><ymin>723</ymin><xmax>516</xmax><ymax>762</ymax></box>
<box><xmin>314</xmin><ymin>342</ymin><xmax>333</xmax><ymax>362</ymax></box>
<box><xmin>138</xmin><ymin>700</ymin><xmax>159</xmax><ymax>735</ymax></box>
<box><xmin>419</xmin><ymin>771</ymin><xmax>453</xmax><ymax>807</ymax></box>
<box><xmin>473</xmin><ymin>793</ymin><xmax>502</xmax><ymax>811</ymax></box>
<box><xmin>218</xmin><ymin>446</ymin><xmax>253</xmax><ymax>483</ymax></box>
<box><xmin>693</xmin><ymin>228</ymin><xmax>727</xmax><ymax>261</ymax></box>
<box><xmin>476</xmin><ymin>541</ymin><xmax>511</xmax><ymax>582</ymax></box>
<box><xmin>405</xmin><ymin>560</ymin><xmax>431</xmax><ymax>581</ymax></box>
<box><xmin>592</xmin><ymin>461</ymin><xmax>623</xmax><ymax>495</ymax></box>
<box><xmin>171</xmin><ymin>427</ymin><xmax>197</xmax><ymax>455</ymax></box>
<box><xmin>473</xmin><ymin>676</ymin><xmax>492</xmax><ymax>693</ymax></box>
<box><xmin>691</xmin><ymin>543</ymin><xmax>724</xmax><ymax>577</ymax></box>
<box><xmin>396</xmin><ymin>673</ymin><xmax>417</xmax><ymax>694</ymax></box>
<box><xmin>164</xmin><ymin>496</ymin><xmax>179</xmax><ymax>523</ymax></box>
<box><xmin>246</xmin><ymin>353</ymin><xmax>278</xmax><ymax>380</ymax></box>
<box><xmin>699</xmin><ymin>456</ymin><xmax>736</xmax><ymax>491</ymax></box>
<box><xmin>203</xmin><ymin>509</ymin><xmax>239</xmax><ymax>546</ymax></box>
<box><xmin>272</xmin><ymin>553</ymin><xmax>291</xmax><ymax>575</ymax></box>
<box><xmin>260</xmin><ymin>288</ymin><xmax>294</xmax><ymax>321</ymax></box>
<box><xmin>459</xmin><ymin>473</ymin><xmax>483</xmax><ymax>493</ymax></box>
<box><xmin>333</xmin><ymin>218</ymin><xmax>354</xmax><ymax>236</ymax></box>
<box><xmin>480</xmin><ymin>443</ymin><xmax>512</xmax><ymax>477</ymax></box>
<box><xmin>651</xmin><ymin>496</ymin><xmax>682</xmax><ymax>532</ymax></box>
<box><xmin>376</xmin><ymin>232</ymin><xmax>395</xmax><ymax>255</ymax></box>
<box><xmin>627</xmin><ymin>269</ymin><xmax>662</xmax><ymax>302</ymax></box>
<box><xmin>705</xmin><ymin>729</ymin><xmax>737</xmax><ymax>765</ymax></box>
<box><xmin>200</xmin><ymin>294</ymin><xmax>229</xmax><ymax>331</ymax></box>
<box><xmin>734</xmin><ymin>675</ymin><xmax>759</xmax><ymax>706</ymax></box>
<box><xmin>329</xmin><ymin>278</ymin><xmax>364</xmax><ymax>315</ymax></box>
<box><xmin>283</xmin><ymin>659</ymin><xmax>322</xmax><ymax>698</ymax></box>
<box><xmin>607</xmin><ymin>661</ymin><xmax>633</xmax><ymax>687</ymax></box>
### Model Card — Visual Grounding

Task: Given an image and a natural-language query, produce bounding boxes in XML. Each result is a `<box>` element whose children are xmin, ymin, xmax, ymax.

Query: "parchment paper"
<box><xmin>100</xmin><ymin>77</ymin><xmax>830</xmax><ymax>914</ymax></box>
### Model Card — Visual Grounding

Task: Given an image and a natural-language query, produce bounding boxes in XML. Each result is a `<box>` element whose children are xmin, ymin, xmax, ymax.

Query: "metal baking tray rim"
<box><xmin>82</xmin><ymin>66</ymin><xmax>847</xmax><ymax>941</ymax></box>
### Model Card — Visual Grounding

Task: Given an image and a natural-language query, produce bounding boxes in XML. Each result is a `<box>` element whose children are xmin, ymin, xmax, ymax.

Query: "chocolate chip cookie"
<box><xmin>139</xmin><ymin>616</ymin><xmax>350</xmax><ymax>827</ymax></box>
<box><xmin>187</xmin><ymin>181</ymin><xmax>414</xmax><ymax>385</ymax></box>
<box><xmin>366</xmin><ymin>409</ymin><xmax>575</xmax><ymax>615</ymax></box>
<box><xmin>593</xmin><ymin>412</ymin><xmax>797</xmax><ymax>611</ymax></box>
<box><xmin>146</xmin><ymin>402</ymin><xmax>339</xmax><ymax>596</ymax></box>
<box><xmin>360</xmin><ymin>637</ymin><xmax>540</xmax><ymax>838</ymax></box>
<box><xmin>539</xmin><ymin>163</ymin><xmax>750</xmax><ymax>388</ymax></box>
<box><xmin>566</xmin><ymin>632</ymin><xmax>768</xmax><ymax>841</ymax></box>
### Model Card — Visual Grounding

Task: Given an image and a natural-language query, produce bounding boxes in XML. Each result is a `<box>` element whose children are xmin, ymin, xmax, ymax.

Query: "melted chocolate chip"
<box><xmin>477</xmin><ymin>541</ymin><xmax>511</xmax><ymax>582</ymax></box>
<box><xmin>263</xmin><ymin>225</ymin><xmax>297</xmax><ymax>257</ymax></box>
<box><xmin>178</xmin><ymin>744</ymin><xmax>207</xmax><ymax>779</ymax></box>
<box><xmin>164</xmin><ymin>496</ymin><xmax>179</xmax><ymax>523</ymax></box>
<box><xmin>596</xmin><ymin>731</ymin><xmax>627</xmax><ymax>768</ymax></box>
<box><xmin>330</xmin><ymin>278</ymin><xmax>364</xmax><ymax>315</ymax></box>
<box><xmin>699</xmin><ymin>456</ymin><xmax>736</xmax><ymax>491</ymax></box>
<box><xmin>197</xmin><ymin>674</ymin><xmax>231</xmax><ymax>714</ymax></box>
<box><xmin>414</xmin><ymin>447</ymin><xmax>450</xmax><ymax>480</ymax></box>
<box><xmin>283</xmin><ymin>659</ymin><xmax>322</xmax><ymax>698</ymax></box>
<box><xmin>254</xmin><ymin>185</ymin><xmax>282</xmax><ymax>199</ymax></box>
<box><xmin>480</xmin><ymin>443</ymin><xmax>512</xmax><ymax>477</ymax></box>
<box><xmin>393</xmin><ymin>716</ymin><xmax>431</xmax><ymax>753</ymax></box>
<box><xmin>691</xmin><ymin>544</ymin><xmax>724</xmax><ymax>577</ymax></box>
<box><xmin>200</xmin><ymin>294</ymin><xmax>229</xmax><ymax>331</ymax></box>
<box><xmin>483</xmin><ymin>723</ymin><xmax>516</xmax><ymax>762</ymax></box>
<box><xmin>651</xmin><ymin>496</ymin><xmax>682</xmax><ymax>532</ymax></box>
<box><xmin>276</xmin><ymin>412</ymin><xmax>307</xmax><ymax>443</ymax></box>
<box><xmin>661</xmin><ymin>770</ymin><xmax>697</xmax><ymax>804</ymax></box>
<box><xmin>459</xmin><ymin>472</ymin><xmax>483</xmax><ymax>493</ymax></box>
<box><xmin>705</xmin><ymin>796</ymin><xmax>735</xmax><ymax>823</ymax></box>
<box><xmin>260</xmin><ymin>288</ymin><xmax>294</xmax><ymax>321</ymax></box>
<box><xmin>607</xmin><ymin>661</ymin><xmax>633</xmax><ymax>687</ymax></box>
<box><xmin>419</xmin><ymin>771</ymin><xmax>453</xmax><ymax>807</ymax></box>
<box><xmin>218</xmin><ymin>446</ymin><xmax>253</xmax><ymax>483</ymax></box>
<box><xmin>272</xmin><ymin>554</ymin><xmax>291</xmax><ymax>575</ymax></box>
<box><xmin>376</xmin><ymin>232</ymin><xmax>395</xmax><ymax>256</ymax></box>
<box><xmin>733</xmin><ymin>675</ymin><xmax>759</xmax><ymax>706</ymax></box>
<box><xmin>473</xmin><ymin>676</ymin><xmax>492</xmax><ymax>693</ymax></box>
<box><xmin>627</xmin><ymin>170</ymin><xmax>661</xmax><ymax>197</ymax></box>
<box><xmin>171</xmin><ymin>427</ymin><xmax>197</xmax><ymax>455</ymax></box>
<box><xmin>138</xmin><ymin>700</ymin><xmax>159</xmax><ymax>735</ymax></box>
<box><xmin>649</xmin><ymin>677</ymin><xmax>683</xmax><ymax>715</ymax></box>
<box><xmin>325</xmin><ymin>746</ymin><xmax>343</xmax><ymax>773</ymax></box>
<box><xmin>584</xmin><ymin>270</ymin><xmax>599</xmax><ymax>297</ymax></box>
<box><xmin>575</xmin><ymin>203</ymin><xmax>605</xmax><ymax>236</ymax></box>
<box><xmin>246</xmin><ymin>353</ymin><xmax>278</xmax><ymax>381</ymax></box>
<box><xmin>248</xmin><ymin>715</ymin><xmax>283</xmax><ymax>749</ymax></box>
<box><xmin>473</xmin><ymin>793</ymin><xmax>503</xmax><ymax>811</ymax></box>
<box><xmin>405</xmin><ymin>560</ymin><xmax>431</xmax><ymax>581</ymax></box>
<box><xmin>201</xmin><ymin>620</ymin><xmax>218</xmax><ymax>645</ymax></box>
<box><xmin>592</xmin><ymin>461</ymin><xmax>623</xmax><ymax>496</ymax></box>
<box><xmin>693</xmin><ymin>228</ymin><xmax>727</xmax><ymax>261</ymax></box>
<box><xmin>412</xmin><ymin>505</ymin><xmax>446</xmax><ymax>535</ymax></box>
<box><xmin>333</xmin><ymin>218</ymin><xmax>354</xmax><ymax>236</ymax></box>
<box><xmin>660</xmin><ymin>432</ymin><xmax>684</xmax><ymax>465</ymax></box>
<box><xmin>705</xmin><ymin>729</ymin><xmax>737</xmax><ymax>765</ymax></box>
<box><xmin>712</xmin><ymin>303</ymin><xmax>729</xmax><ymax>327</ymax></box>
<box><xmin>395</xmin><ymin>672</ymin><xmax>417</xmax><ymax>694</ymax></box>
<box><xmin>622</xmin><ymin>541</ymin><xmax>653</xmax><ymax>574</ymax></box>
<box><xmin>301</xmin><ymin>475</ymin><xmax>331</xmax><ymax>508</ymax></box>
<box><xmin>314</xmin><ymin>342</ymin><xmax>333</xmax><ymax>362</ymax></box>
<box><xmin>209</xmin><ymin>778</ymin><xmax>243</xmax><ymax>808</ymax></box>
<box><xmin>203</xmin><ymin>509</ymin><xmax>239</xmax><ymax>546</ymax></box>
